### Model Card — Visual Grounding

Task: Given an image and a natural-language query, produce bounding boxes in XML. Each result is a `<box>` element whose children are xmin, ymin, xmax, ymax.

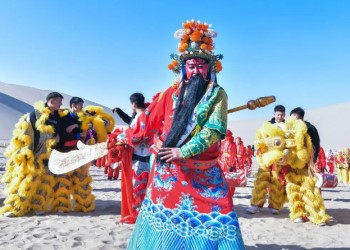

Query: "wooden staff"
<box><xmin>227</xmin><ymin>96</ymin><xmax>276</xmax><ymax>114</ymax></box>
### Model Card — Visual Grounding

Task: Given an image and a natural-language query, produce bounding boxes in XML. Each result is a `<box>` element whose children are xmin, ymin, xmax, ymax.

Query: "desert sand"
<box><xmin>1</xmin><ymin>143</ymin><xmax>349</xmax><ymax>250</ymax></box>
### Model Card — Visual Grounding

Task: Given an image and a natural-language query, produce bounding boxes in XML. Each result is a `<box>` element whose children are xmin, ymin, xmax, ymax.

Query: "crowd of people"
<box><xmin>1</xmin><ymin>19</ymin><xmax>346</xmax><ymax>249</ymax></box>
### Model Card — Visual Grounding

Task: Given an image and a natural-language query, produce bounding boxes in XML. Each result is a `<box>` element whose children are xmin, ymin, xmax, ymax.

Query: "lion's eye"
<box><xmin>274</xmin><ymin>139</ymin><xmax>282</xmax><ymax>146</ymax></box>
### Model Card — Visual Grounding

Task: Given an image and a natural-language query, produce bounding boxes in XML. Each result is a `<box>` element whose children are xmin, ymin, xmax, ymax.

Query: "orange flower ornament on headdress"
<box><xmin>168</xmin><ymin>19</ymin><xmax>223</xmax><ymax>75</ymax></box>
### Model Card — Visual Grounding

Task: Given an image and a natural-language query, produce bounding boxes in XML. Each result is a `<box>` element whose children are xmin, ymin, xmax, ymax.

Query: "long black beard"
<box><xmin>163</xmin><ymin>74</ymin><xmax>209</xmax><ymax>148</ymax></box>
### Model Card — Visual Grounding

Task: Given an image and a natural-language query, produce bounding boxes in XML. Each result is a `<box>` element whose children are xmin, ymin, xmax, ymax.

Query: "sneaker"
<box><xmin>246</xmin><ymin>205</ymin><xmax>260</xmax><ymax>214</ymax></box>
<box><xmin>35</xmin><ymin>211</ymin><xmax>45</xmax><ymax>216</ymax></box>
<box><xmin>293</xmin><ymin>217</ymin><xmax>304</xmax><ymax>223</ymax></box>
<box><xmin>107</xmin><ymin>176</ymin><xmax>113</xmax><ymax>180</ymax></box>
<box><xmin>3</xmin><ymin>212</ymin><xmax>15</xmax><ymax>217</ymax></box>
<box><xmin>270</xmin><ymin>208</ymin><xmax>279</xmax><ymax>215</ymax></box>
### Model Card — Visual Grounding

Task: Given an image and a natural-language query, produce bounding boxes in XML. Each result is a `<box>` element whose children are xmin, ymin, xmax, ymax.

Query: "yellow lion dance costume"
<box><xmin>248</xmin><ymin>121</ymin><xmax>291</xmax><ymax>213</ymax></box>
<box><xmin>51</xmin><ymin>105</ymin><xmax>115</xmax><ymax>213</ymax></box>
<box><xmin>251</xmin><ymin>118</ymin><xmax>330</xmax><ymax>225</ymax></box>
<box><xmin>1</xmin><ymin>103</ymin><xmax>115</xmax><ymax>216</ymax></box>
<box><xmin>68</xmin><ymin>105</ymin><xmax>114</xmax><ymax>212</ymax></box>
<box><xmin>1</xmin><ymin>101</ymin><xmax>63</xmax><ymax>216</ymax></box>
<box><xmin>335</xmin><ymin>148</ymin><xmax>350</xmax><ymax>185</ymax></box>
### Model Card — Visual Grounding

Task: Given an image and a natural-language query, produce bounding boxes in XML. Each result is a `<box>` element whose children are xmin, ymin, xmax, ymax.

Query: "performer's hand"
<box><xmin>55</xmin><ymin>135</ymin><xmax>60</xmax><ymax>143</ymax></box>
<box><xmin>112</xmin><ymin>107</ymin><xmax>119</xmax><ymax>113</ymax></box>
<box><xmin>67</xmin><ymin>124</ymin><xmax>78</xmax><ymax>133</ymax></box>
<box><xmin>80</xmin><ymin>131</ymin><xmax>87</xmax><ymax>139</ymax></box>
<box><xmin>158</xmin><ymin>147</ymin><xmax>184</xmax><ymax>163</ymax></box>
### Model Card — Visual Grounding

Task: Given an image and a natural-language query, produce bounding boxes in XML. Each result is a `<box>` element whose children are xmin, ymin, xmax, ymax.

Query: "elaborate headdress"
<box><xmin>168</xmin><ymin>20</ymin><xmax>223</xmax><ymax>75</ymax></box>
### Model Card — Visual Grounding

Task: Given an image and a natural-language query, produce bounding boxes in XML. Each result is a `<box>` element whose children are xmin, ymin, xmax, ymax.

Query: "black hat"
<box><xmin>46</xmin><ymin>92</ymin><xmax>64</xmax><ymax>101</ymax></box>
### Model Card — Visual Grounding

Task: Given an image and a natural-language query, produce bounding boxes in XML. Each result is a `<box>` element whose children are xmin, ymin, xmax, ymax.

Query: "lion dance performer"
<box><xmin>335</xmin><ymin>148</ymin><xmax>350</xmax><ymax>185</ymax></box>
<box><xmin>120</xmin><ymin>20</ymin><xmax>244</xmax><ymax>249</ymax></box>
<box><xmin>53</xmin><ymin>97</ymin><xmax>115</xmax><ymax>213</ymax></box>
<box><xmin>72</xmin><ymin>105</ymin><xmax>115</xmax><ymax>212</ymax></box>
<box><xmin>246</xmin><ymin>105</ymin><xmax>287</xmax><ymax>215</ymax></box>
<box><xmin>284</xmin><ymin>119</ymin><xmax>330</xmax><ymax>225</ymax></box>
<box><xmin>251</xmin><ymin>118</ymin><xmax>330</xmax><ymax>225</ymax></box>
<box><xmin>1</xmin><ymin>92</ymin><xmax>64</xmax><ymax>217</ymax></box>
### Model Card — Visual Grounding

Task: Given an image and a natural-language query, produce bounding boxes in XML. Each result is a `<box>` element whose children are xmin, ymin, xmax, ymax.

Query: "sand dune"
<box><xmin>228</xmin><ymin>101</ymin><xmax>350</xmax><ymax>150</ymax></box>
<box><xmin>0</xmin><ymin>92</ymin><xmax>33</xmax><ymax>140</ymax></box>
<box><xmin>1</xmin><ymin>81</ymin><xmax>349</xmax><ymax>150</ymax></box>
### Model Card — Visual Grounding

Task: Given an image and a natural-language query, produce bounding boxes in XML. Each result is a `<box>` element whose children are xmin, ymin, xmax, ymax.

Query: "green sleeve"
<box><xmin>180</xmin><ymin>88</ymin><xmax>228</xmax><ymax>159</ymax></box>
<box><xmin>180</xmin><ymin>127</ymin><xmax>222</xmax><ymax>159</ymax></box>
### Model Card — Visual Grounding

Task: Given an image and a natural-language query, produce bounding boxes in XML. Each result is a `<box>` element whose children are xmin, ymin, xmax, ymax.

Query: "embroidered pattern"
<box><xmin>139</xmin><ymin>194</ymin><xmax>242</xmax><ymax>241</ymax></box>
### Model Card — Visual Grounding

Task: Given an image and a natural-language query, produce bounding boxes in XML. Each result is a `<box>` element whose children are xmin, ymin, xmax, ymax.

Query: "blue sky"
<box><xmin>1</xmin><ymin>0</ymin><xmax>349</xmax><ymax>120</ymax></box>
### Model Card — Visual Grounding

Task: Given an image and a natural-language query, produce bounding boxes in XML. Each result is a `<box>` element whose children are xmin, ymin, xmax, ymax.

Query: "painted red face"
<box><xmin>185</xmin><ymin>58</ymin><xmax>209</xmax><ymax>80</ymax></box>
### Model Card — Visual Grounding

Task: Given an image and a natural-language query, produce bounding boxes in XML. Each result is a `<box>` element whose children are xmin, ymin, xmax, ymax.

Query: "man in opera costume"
<box><xmin>120</xmin><ymin>20</ymin><xmax>244</xmax><ymax>249</ymax></box>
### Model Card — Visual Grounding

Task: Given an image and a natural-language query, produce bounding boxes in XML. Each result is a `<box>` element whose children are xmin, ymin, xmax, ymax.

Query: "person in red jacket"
<box><xmin>218</xmin><ymin>129</ymin><xmax>237</xmax><ymax>195</ymax></box>
<box><xmin>245</xmin><ymin>145</ymin><xmax>254</xmax><ymax>176</ymax></box>
<box><xmin>235</xmin><ymin>137</ymin><xmax>246</xmax><ymax>171</ymax></box>
<box><xmin>316</xmin><ymin>146</ymin><xmax>327</xmax><ymax>173</ymax></box>
<box><xmin>326</xmin><ymin>148</ymin><xmax>335</xmax><ymax>174</ymax></box>
<box><xmin>218</xmin><ymin>129</ymin><xmax>237</xmax><ymax>172</ymax></box>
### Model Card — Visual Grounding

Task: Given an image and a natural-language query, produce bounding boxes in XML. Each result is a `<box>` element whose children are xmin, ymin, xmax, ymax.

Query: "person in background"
<box><xmin>112</xmin><ymin>93</ymin><xmax>147</xmax><ymax>125</ymax></box>
<box><xmin>53</xmin><ymin>97</ymin><xmax>95</xmax><ymax>213</ymax></box>
<box><xmin>247</xmin><ymin>104</ymin><xmax>287</xmax><ymax>215</ymax></box>
<box><xmin>290</xmin><ymin>107</ymin><xmax>320</xmax><ymax>163</ymax></box>
<box><xmin>245</xmin><ymin>145</ymin><xmax>254</xmax><ymax>176</ymax></box>
<box><xmin>269</xmin><ymin>104</ymin><xmax>286</xmax><ymax>124</ymax></box>
<box><xmin>235</xmin><ymin>137</ymin><xmax>246</xmax><ymax>171</ymax></box>
<box><xmin>286</xmin><ymin>107</ymin><xmax>329</xmax><ymax>225</ymax></box>
<box><xmin>316</xmin><ymin>146</ymin><xmax>326</xmax><ymax>173</ymax></box>
<box><xmin>116</xmin><ymin>92</ymin><xmax>152</xmax><ymax>222</ymax></box>
<box><xmin>326</xmin><ymin>148</ymin><xmax>335</xmax><ymax>174</ymax></box>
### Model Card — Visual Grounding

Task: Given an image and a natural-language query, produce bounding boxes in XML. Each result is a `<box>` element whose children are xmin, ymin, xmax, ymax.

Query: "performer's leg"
<box><xmin>1</xmin><ymin>173</ymin><xmax>42</xmax><ymax>216</ymax></box>
<box><xmin>72</xmin><ymin>164</ymin><xmax>95</xmax><ymax>212</ymax></box>
<box><xmin>31</xmin><ymin>174</ymin><xmax>55</xmax><ymax>214</ymax></box>
<box><xmin>285</xmin><ymin>170</ymin><xmax>306</xmax><ymax>222</ymax></box>
<box><xmin>52</xmin><ymin>173</ymin><xmax>73</xmax><ymax>213</ymax></box>
<box><xmin>247</xmin><ymin>168</ymin><xmax>270</xmax><ymax>213</ymax></box>
<box><xmin>341</xmin><ymin>168</ymin><xmax>347</xmax><ymax>184</ymax></box>
<box><xmin>107</xmin><ymin>166</ymin><xmax>113</xmax><ymax>180</ymax></box>
<box><xmin>302</xmin><ymin>175</ymin><xmax>330</xmax><ymax>225</ymax></box>
<box><xmin>268</xmin><ymin>176</ymin><xmax>287</xmax><ymax>213</ymax></box>
<box><xmin>337</xmin><ymin>167</ymin><xmax>343</xmax><ymax>184</ymax></box>
<box><xmin>113</xmin><ymin>167</ymin><xmax>120</xmax><ymax>180</ymax></box>
<box><xmin>132</xmin><ymin>159</ymin><xmax>150</xmax><ymax>216</ymax></box>
<box><xmin>345</xmin><ymin>169</ymin><xmax>350</xmax><ymax>185</ymax></box>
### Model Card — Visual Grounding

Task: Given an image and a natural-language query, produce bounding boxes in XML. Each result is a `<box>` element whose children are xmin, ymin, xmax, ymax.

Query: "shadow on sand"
<box><xmin>93</xmin><ymin>187</ymin><xmax>121</xmax><ymax>193</ymax></box>
<box><xmin>235</xmin><ymin>204</ymin><xmax>350</xmax><ymax>226</ymax></box>
<box><xmin>246</xmin><ymin>244</ymin><xmax>349</xmax><ymax>250</ymax></box>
